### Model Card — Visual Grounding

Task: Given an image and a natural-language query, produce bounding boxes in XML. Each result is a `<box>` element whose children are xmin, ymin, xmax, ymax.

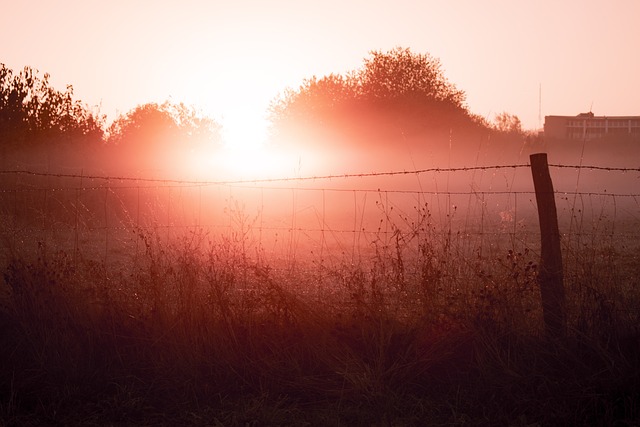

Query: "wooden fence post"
<box><xmin>530</xmin><ymin>153</ymin><xmax>567</xmax><ymax>340</ymax></box>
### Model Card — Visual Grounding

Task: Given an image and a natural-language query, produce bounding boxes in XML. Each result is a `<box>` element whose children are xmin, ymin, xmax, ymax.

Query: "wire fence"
<box><xmin>1</xmin><ymin>162</ymin><xmax>639</xmax><ymax>270</ymax></box>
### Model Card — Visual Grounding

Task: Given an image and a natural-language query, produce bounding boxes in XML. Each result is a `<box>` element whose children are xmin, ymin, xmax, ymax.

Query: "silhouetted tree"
<box><xmin>493</xmin><ymin>112</ymin><xmax>523</xmax><ymax>135</ymax></box>
<box><xmin>268</xmin><ymin>47</ymin><xmax>481</xmax><ymax>148</ymax></box>
<box><xmin>0</xmin><ymin>64</ymin><xmax>104</xmax><ymax>148</ymax></box>
<box><xmin>106</xmin><ymin>101</ymin><xmax>222</xmax><ymax>173</ymax></box>
<box><xmin>107</xmin><ymin>103</ymin><xmax>178</xmax><ymax>147</ymax></box>
<box><xmin>269</xmin><ymin>74</ymin><xmax>356</xmax><ymax>126</ymax></box>
<box><xmin>356</xmin><ymin>47</ymin><xmax>465</xmax><ymax>108</ymax></box>
<box><xmin>107</xmin><ymin>101</ymin><xmax>221</xmax><ymax>148</ymax></box>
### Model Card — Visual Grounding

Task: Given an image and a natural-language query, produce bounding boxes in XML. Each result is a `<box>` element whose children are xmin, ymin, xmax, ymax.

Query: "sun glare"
<box><xmin>222</xmin><ymin>111</ymin><xmax>268</xmax><ymax>151</ymax></box>
<box><xmin>219</xmin><ymin>112</ymin><xmax>282</xmax><ymax>179</ymax></box>
<box><xmin>184</xmin><ymin>111</ymin><xmax>299</xmax><ymax>182</ymax></box>
<box><xmin>219</xmin><ymin>145</ymin><xmax>286</xmax><ymax>179</ymax></box>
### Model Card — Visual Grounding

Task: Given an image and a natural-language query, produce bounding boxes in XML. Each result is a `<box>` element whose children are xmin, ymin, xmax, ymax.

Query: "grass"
<box><xmin>0</xmin><ymin>193</ymin><xmax>639</xmax><ymax>425</ymax></box>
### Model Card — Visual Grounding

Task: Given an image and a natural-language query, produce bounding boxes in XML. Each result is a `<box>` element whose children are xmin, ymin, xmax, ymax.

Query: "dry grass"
<box><xmin>1</xmin><ymin>205</ymin><xmax>639</xmax><ymax>426</ymax></box>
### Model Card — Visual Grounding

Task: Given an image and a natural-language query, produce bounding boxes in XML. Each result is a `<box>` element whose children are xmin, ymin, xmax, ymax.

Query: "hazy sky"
<box><xmin>2</xmin><ymin>0</ymin><xmax>639</xmax><ymax>142</ymax></box>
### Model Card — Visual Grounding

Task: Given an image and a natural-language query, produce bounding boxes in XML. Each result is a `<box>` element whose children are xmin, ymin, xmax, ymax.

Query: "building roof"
<box><xmin>546</xmin><ymin>113</ymin><xmax>640</xmax><ymax>120</ymax></box>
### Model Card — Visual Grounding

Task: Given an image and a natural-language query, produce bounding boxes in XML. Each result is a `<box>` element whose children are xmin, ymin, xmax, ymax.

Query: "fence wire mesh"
<box><xmin>1</xmin><ymin>164</ymin><xmax>638</xmax><ymax>273</ymax></box>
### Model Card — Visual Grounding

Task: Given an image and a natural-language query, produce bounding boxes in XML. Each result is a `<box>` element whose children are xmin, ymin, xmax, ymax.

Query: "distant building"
<box><xmin>544</xmin><ymin>112</ymin><xmax>640</xmax><ymax>141</ymax></box>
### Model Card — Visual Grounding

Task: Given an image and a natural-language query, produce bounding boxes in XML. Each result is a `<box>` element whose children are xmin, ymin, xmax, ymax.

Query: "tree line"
<box><xmin>0</xmin><ymin>64</ymin><xmax>222</xmax><ymax>150</ymax></box>
<box><xmin>1</xmin><ymin>48</ymin><xmax>527</xmax><ymax>157</ymax></box>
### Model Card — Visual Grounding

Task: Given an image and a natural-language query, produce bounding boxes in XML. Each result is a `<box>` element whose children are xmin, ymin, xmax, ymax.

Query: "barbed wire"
<box><xmin>549</xmin><ymin>164</ymin><xmax>640</xmax><ymax>172</ymax></box>
<box><xmin>0</xmin><ymin>164</ymin><xmax>529</xmax><ymax>185</ymax></box>
<box><xmin>1</xmin><ymin>163</ymin><xmax>639</xmax><ymax>186</ymax></box>
<box><xmin>2</xmin><ymin>185</ymin><xmax>639</xmax><ymax>198</ymax></box>
<box><xmin>2</xmin><ymin>162</ymin><xmax>638</xmax><ymax>264</ymax></box>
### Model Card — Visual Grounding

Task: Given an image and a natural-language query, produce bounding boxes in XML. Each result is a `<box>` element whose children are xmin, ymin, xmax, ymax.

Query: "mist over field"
<box><xmin>1</xmin><ymin>49</ymin><xmax>639</xmax><ymax>425</ymax></box>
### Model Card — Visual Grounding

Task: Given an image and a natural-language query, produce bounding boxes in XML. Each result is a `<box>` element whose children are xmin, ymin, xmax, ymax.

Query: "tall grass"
<box><xmin>1</xmin><ymin>206</ymin><xmax>639</xmax><ymax>425</ymax></box>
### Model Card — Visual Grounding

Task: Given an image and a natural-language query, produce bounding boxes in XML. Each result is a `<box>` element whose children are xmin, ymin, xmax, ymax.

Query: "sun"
<box><xmin>178</xmin><ymin>82</ymin><xmax>320</xmax><ymax>181</ymax></box>
<box><xmin>182</xmin><ymin>110</ymin><xmax>299</xmax><ymax>182</ymax></box>
<box><xmin>217</xmin><ymin>112</ymin><xmax>284</xmax><ymax>179</ymax></box>
<box><xmin>222</xmin><ymin>110</ymin><xmax>268</xmax><ymax>151</ymax></box>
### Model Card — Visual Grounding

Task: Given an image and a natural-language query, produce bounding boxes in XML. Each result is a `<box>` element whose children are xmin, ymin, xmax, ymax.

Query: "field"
<box><xmin>1</xmin><ymin>159</ymin><xmax>639</xmax><ymax>425</ymax></box>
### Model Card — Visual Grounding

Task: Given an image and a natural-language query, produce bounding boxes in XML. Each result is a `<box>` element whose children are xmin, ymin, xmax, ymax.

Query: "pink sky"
<box><xmin>2</xmin><ymin>0</ymin><xmax>639</xmax><ymax>142</ymax></box>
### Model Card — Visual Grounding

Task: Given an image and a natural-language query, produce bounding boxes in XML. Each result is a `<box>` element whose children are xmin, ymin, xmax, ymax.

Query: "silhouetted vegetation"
<box><xmin>104</xmin><ymin>101</ymin><xmax>222</xmax><ymax>175</ymax></box>
<box><xmin>265</xmin><ymin>47</ymin><xmax>541</xmax><ymax>173</ymax></box>
<box><xmin>492</xmin><ymin>111</ymin><xmax>523</xmax><ymax>134</ymax></box>
<box><xmin>1</xmin><ymin>52</ymin><xmax>639</xmax><ymax>425</ymax></box>
<box><xmin>107</xmin><ymin>101</ymin><xmax>221</xmax><ymax>148</ymax></box>
<box><xmin>0</xmin><ymin>64</ymin><xmax>104</xmax><ymax>148</ymax></box>
<box><xmin>268</xmin><ymin>47</ymin><xmax>487</xmax><ymax>150</ymax></box>
<box><xmin>1</xmin><ymin>54</ymin><xmax>537</xmax><ymax>174</ymax></box>
<box><xmin>1</xmin><ymin>65</ymin><xmax>222</xmax><ymax>175</ymax></box>
<box><xmin>1</xmin><ymin>214</ymin><xmax>638</xmax><ymax>425</ymax></box>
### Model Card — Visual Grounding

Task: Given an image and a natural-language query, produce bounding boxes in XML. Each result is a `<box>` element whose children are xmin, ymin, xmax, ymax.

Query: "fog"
<box><xmin>2</xmin><ymin>126</ymin><xmax>637</xmax><ymax>270</ymax></box>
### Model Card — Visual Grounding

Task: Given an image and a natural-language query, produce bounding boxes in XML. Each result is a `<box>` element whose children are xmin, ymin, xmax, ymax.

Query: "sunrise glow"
<box><xmin>2</xmin><ymin>1</ymin><xmax>639</xmax><ymax>425</ymax></box>
<box><xmin>185</xmin><ymin>125</ymin><xmax>299</xmax><ymax>182</ymax></box>
<box><xmin>219</xmin><ymin>145</ymin><xmax>290</xmax><ymax>179</ymax></box>
<box><xmin>222</xmin><ymin>109</ymin><xmax>268</xmax><ymax>150</ymax></box>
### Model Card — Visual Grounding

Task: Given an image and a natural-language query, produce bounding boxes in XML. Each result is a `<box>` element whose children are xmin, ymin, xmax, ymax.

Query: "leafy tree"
<box><xmin>0</xmin><ymin>64</ymin><xmax>104</xmax><ymax>147</ymax></box>
<box><xmin>107</xmin><ymin>103</ymin><xmax>178</xmax><ymax>147</ymax></box>
<box><xmin>493</xmin><ymin>112</ymin><xmax>523</xmax><ymax>134</ymax></box>
<box><xmin>107</xmin><ymin>101</ymin><xmax>221</xmax><ymax>148</ymax></box>
<box><xmin>105</xmin><ymin>101</ymin><xmax>222</xmax><ymax>173</ymax></box>
<box><xmin>268</xmin><ymin>47</ymin><xmax>479</xmax><ymax>148</ymax></box>
<box><xmin>356</xmin><ymin>47</ymin><xmax>465</xmax><ymax>108</ymax></box>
